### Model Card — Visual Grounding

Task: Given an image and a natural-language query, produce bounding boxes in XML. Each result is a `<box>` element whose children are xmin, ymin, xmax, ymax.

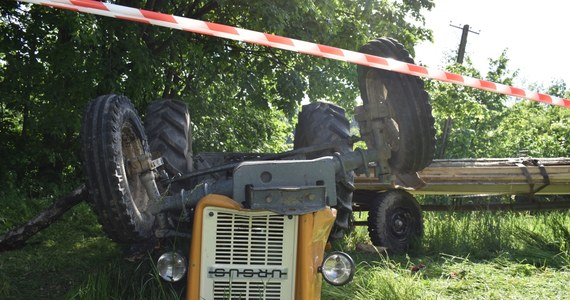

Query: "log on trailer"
<box><xmin>356</xmin><ymin>157</ymin><xmax>570</xmax><ymax>195</ymax></box>
<box><xmin>354</xmin><ymin>157</ymin><xmax>570</xmax><ymax>211</ymax></box>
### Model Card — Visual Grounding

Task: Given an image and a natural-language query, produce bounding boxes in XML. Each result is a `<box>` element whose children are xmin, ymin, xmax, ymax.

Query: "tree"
<box><xmin>426</xmin><ymin>52</ymin><xmax>514</xmax><ymax>158</ymax></box>
<box><xmin>488</xmin><ymin>81</ymin><xmax>570</xmax><ymax>157</ymax></box>
<box><xmin>426</xmin><ymin>51</ymin><xmax>569</xmax><ymax>159</ymax></box>
<box><xmin>0</xmin><ymin>0</ymin><xmax>435</xmax><ymax>191</ymax></box>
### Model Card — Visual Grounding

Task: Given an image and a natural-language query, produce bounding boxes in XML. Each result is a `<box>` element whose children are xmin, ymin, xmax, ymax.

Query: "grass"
<box><xmin>322</xmin><ymin>253</ymin><xmax>570</xmax><ymax>300</ymax></box>
<box><xmin>323</xmin><ymin>210</ymin><xmax>570</xmax><ymax>299</ymax></box>
<box><xmin>0</xmin><ymin>185</ymin><xmax>183</xmax><ymax>300</ymax></box>
<box><xmin>65</xmin><ymin>259</ymin><xmax>183</xmax><ymax>299</ymax></box>
<box><xmin>1</xmin><ymin>190</ymin><xmax>570</xmax><ymax>299</ymax></box>
<box><xmin>0</xmin><ymin>198</ymin><xmax>121</xmax><ymax>299</ymax></box>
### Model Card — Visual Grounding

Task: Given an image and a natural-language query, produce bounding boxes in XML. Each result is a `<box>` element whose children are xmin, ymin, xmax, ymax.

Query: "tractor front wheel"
<box><xmin>81</xmin><ymin>94</ymin><xmax>156</xmax><ymax>243</ymax></box>
<box><xmin>357</xmin><ymin>38</ymin><xmax>436</xmax><ymax>173</ymax></box>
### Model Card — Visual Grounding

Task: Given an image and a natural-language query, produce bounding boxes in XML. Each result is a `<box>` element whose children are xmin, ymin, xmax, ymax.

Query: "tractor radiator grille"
<box><xmin>200</xmin><ymin>207</ymin><xmax>298</xmax><ymax>300</ymax></box>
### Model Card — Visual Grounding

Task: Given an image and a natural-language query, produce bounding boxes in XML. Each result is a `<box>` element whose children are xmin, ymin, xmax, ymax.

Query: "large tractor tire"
<box><xmin>144</xmin><ymin>99</ymin><xmax>193</xmax><ymax>193</ymax></box>
<box><xmin>357</xmin><ymin>37</ymin><xmax>436</xmax><ymax>173</ymax></box>
<box><xmin>294</xmin><ymin>102</ymin><xmax>354</xmax><ymax>240</ymax></box>
<box><xmin>367</xmin><ymin>189</ymin><xmax>423</xmax><ymax>253</ymax></box>
<box><xmin>81</xmin><ymin>94</ymin><xmax>156</xmax><ymax>243</ymax></box>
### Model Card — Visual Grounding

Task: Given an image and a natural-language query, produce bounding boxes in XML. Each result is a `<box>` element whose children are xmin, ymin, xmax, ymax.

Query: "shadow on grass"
<box><xmin>0</xmin><ymin>202</ymin><xmax>123</xmax><ymax>299</ymax></box>
<box><xmin>0</xmin><ymin>194</ymin><xmax>184</xmax><ymax>300</ymax></box>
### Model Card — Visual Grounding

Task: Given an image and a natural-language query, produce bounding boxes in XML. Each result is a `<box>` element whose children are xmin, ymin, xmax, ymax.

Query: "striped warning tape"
<box><xmin>17</xmin><ymin>0</ymin><xmax>570</xmax><ymax>108</ymax></box>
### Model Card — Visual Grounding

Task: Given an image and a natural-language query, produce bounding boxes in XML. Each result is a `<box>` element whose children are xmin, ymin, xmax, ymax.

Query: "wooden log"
<box><xmin>355</xmin><ymin>158</ymin><xmax>570</xmax><ymax>195</ymax></box>
<box><xmin>0</xmin><ymin>184</ymin><xmax>87</xmax><ymax>252</ymax></box>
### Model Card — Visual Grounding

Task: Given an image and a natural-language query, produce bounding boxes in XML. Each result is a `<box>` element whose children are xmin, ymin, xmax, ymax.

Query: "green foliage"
<box><xmin>486</xmin><ymin>90</ymin><xmax>570</xmax><ymax>157</ymax></box>
<box><xmin>427</xmin><ymin>51</ymin><xmax>569</xmax><ymax>159</ymax></box>
<box><xmin>427</xmin><ymin>53</ymin><xmax>512</xmax><ymax>158</ymax></box>
<box><xmin>0</xmin><ymin>0</ymin><xmax>434</xmax><ymax>190</ymax></box>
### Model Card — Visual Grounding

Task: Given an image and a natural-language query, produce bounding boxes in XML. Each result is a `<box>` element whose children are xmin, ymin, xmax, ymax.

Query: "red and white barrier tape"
<box><xmin>17</xmin><ymin>0</ymin><xmax>570</xmax><ymax>109</ymax></box>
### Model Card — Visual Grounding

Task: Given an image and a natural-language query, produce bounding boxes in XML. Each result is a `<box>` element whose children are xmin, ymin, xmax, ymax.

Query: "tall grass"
<box><xmin>66</xmin><ymin>257</ymin><xmax>183</xmax><ymax>299</ymax></box>
<box><xmin>2</xmin><ymin>189</ymin><xmax>570</xmax><ymax>299</ymax></box>
<box><xmin>323</xmin><ymin>210</ymin><xmax>570</xmax><ymax>299</ymax></box>
<box><xmin>423</xmin><ymin>211</ymin><xmax>570</xmax><ymax>265</ymax></box>
<box><xmin>60</xmin><ymin>212</ymin><xmax>570</xmax><ymax>300</ymax></box>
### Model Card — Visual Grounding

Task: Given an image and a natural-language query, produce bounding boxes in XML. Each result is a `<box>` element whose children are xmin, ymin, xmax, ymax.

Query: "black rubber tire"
<box><xmin>367</xmin><ymin>189</ymin><xmax>423</xmax><ymax>253</ymax></box>
<box><xmin>81</xmin><ymin>94</ymin><xmax>156</xmax><ymax>243</ymax></box>
<box><xmin>357</xmin><ymin>37</ymin><xmax>436</xmax><ymax>173</ymax></box>
<box><xmin>144</xmin><ymin>99</ymin><xmax>193</xmax><ymax>192</ymax></box>
<box><xmin>294</xmin><ymin>102</ymin><xmax>354</xmax><ymax>240</ymax></box>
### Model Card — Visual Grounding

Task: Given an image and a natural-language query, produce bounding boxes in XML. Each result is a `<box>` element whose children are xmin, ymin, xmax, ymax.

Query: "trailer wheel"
<box><xmin>81</xmin><ymin>94</ymin><xmax>156</xmax><ymax>243</ymax></box>
<box><xmin>294</xmin><ymin>102</ymin><xmax>354</xmax><ymax>240</ymax></box>
<box><xmin>367</xmin><ymin>189</ymin><xmax>423</xmax><ymax>253</ymax></box>
<box><xmin>145</xmin><ymin>99</ymin><xmax>193</xmax><ymax>193</ymax></box>
<box><xmin>357</xmin><ymin>37</ymin><xmax>436</xmax><ymax>173</ymax></box>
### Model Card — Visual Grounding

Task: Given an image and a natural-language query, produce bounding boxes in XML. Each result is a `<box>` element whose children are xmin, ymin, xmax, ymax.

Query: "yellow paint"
<box><xmin>186</xmin><ymin>194</ymin><xmax>241</xmax><ymax>300</ymax></box>
<box><xmin>185</xmin><ymin>194</ymin><xmax>336</xmax><ymax>300</ymax></box>
<box><xmin>295</xmin><ymin>208</ymin><xmax>336</xmax><ymax>300</ymax></box>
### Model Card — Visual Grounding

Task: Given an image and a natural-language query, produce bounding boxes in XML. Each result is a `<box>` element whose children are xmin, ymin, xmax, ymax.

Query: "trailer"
<box><xmin>352</xmin><ymin>157</ymin><xmax>570</xmax><ymax>252</ymax></box>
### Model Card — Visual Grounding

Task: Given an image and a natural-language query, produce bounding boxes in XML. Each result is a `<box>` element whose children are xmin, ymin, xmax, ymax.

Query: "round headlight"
<box><xmin>320</xmin><ymin>251</ymin><xmax>355</xmax><ymax>286</ymax></box>
<box><xmin>157</xmin><ymin>252</ymin><xmax>187</xmax><ymax>282</ymax></box>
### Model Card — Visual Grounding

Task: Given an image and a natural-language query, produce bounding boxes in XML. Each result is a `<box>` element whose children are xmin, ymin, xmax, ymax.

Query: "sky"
<box><xmin>414</xmin><ymin>0</ymin><xmax>569</xmax><ymax>88</ymax></box>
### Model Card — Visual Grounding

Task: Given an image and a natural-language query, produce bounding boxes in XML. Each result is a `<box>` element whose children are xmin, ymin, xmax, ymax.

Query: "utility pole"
<box><xmin>437</xmin><ymin>24</ymin><xmax>479</xmax><ymax>158</ymax></box>
<box><xmin>449</xmin><ymin>23</ymin><xmax>480</xmax><ymax>64</ymax></box>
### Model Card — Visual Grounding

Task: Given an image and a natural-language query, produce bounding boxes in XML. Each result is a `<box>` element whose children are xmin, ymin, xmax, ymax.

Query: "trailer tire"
<box><xmin>81</xmin><ymin>94</ymin><xmax>156</xmax><ymax>243</ymax></box>
<box><xmin>294</xmin><ymin>102</ymin><xmax>354</xmax><ymax>240</ymax></box>
<box><xmin>357</xmin><ymin>37</ymin><xmax>436</xmax><ymax>173</ymax></box>
<box><xmin>367</xmin><ymin>189</ymin><xmax>423</xmax><ymax>253</ymax></box>
<box><xmin>145</xmin><ymin>99</ymin><xmax>193</xmax><ymax>193</ymax></box>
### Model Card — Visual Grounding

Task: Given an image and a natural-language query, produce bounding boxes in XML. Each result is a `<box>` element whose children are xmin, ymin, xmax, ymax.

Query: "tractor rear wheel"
<box><xmin>81</xmin><ymin>94</ymin><xmax>156</xmax><ymax>243</ymax></box>
<box><xmin>357</xmin><ymin>37</ymin><xmax>436</xmax><ymax>173</ymax></box>
<box><xmin>294</xmin><ymin>102</ymin><xmax>354</xmax><ymax>240</ymax></box>
<box><xmin>145</xmin><ymin>99</ymin><xmax>193</xmax><ymax>193</ymax></box>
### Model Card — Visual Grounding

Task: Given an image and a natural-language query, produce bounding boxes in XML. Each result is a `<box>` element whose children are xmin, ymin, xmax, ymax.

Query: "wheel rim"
<box><xmin>364</xmin><ymin>70</ymin><xmax>401</xmax><ymax>151</ymax></box>
<box><xmin>121</xmin><ymin>121</ymin><xmax>150</xmax><ymax>221</ymax></box>
<box><xmin>389</xmin><ymin>208</ymin><xmax>412</xmax><ymax>239</ymax></box>
<box><xmin>384</xmin><ymin>116</ymin><xmax>400</xmax><ymax>151</ymax></box>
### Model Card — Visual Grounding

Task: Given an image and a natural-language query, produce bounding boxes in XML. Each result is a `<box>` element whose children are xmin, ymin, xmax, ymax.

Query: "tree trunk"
<box><xmin>0</xmin><ymin>184</ymin><xmax>87</xmax><ymax>252</ymax></box>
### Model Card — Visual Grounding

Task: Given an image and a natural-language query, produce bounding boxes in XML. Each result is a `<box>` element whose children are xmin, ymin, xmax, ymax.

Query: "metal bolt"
<box><xmin>260</xmin><ymin>171</ymin><xmax>272</xmax><ymax>183</ymax></box>
<box><xmin>209</xmin><ymin>211</ymin><xmax>214</xmax><ymax>217</ymax></box>
<box><xmin>395</xmin><ymin>219</ymin><xmax>403</xmax><ymax>227</ymax></box>
<box><xmin>308</xmin><ymin>193</ymin><xmax>316</xmax><ymax>201</ymax></box>
<box><xmin>265</xmin><ymin>195</ymin><xmax>272</xmax><ymax>203</ymax></box>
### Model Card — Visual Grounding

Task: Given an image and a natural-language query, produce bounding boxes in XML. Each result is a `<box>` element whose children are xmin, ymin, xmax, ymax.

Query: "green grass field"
<box><xmin>1</xmin><ymin>191</ymin><xmax>569</xmax><ymax>299</ymax></box>
<box><xmin>323</xmin><ymin>211</ymin><xmax>570</xmax><ymax>299</ymax></box>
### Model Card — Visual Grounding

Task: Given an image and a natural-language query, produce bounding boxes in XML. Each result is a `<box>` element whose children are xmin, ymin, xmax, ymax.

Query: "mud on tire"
<box><xmin>294</xmin><ymin>102</ymin><xmax>354</xmax><ymax>240</ymax></box>
<box><xmin>357</xmin><ymin>37</ymin><xmax>436</xmax><ymax>173</ymax></box>
<box><xmin>81</xmin><ymin>94</ymin><xmax>156</xmax><ymax>243</ymax></box>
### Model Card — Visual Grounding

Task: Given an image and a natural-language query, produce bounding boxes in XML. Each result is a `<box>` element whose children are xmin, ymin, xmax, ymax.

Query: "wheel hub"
<box><xmin>390</xmin><ymin>209</ymin><xmax>410</xmax><ymax>237</ymax></box>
